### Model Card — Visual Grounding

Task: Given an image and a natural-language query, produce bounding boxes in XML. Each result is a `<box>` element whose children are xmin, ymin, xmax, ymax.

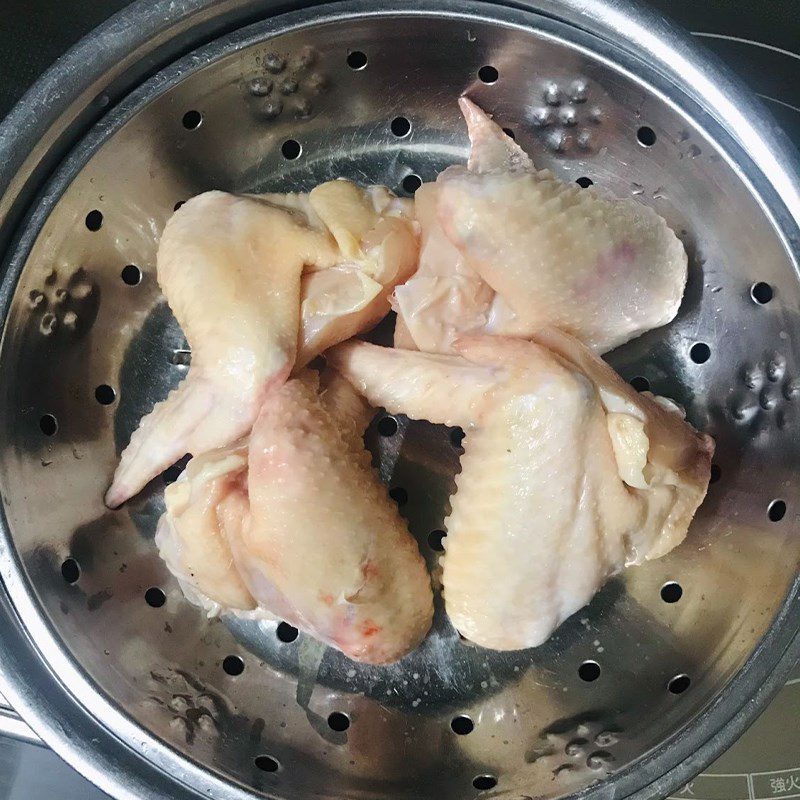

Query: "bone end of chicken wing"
<box><xmin>156</xmin><ymin>444</ymin><xmax>254</xmax><ymax>614</ymax></box>
<box><xmin>296</xmin><ymin>206</ymin><xmax>418</xmax><ymax>366</ymax></box>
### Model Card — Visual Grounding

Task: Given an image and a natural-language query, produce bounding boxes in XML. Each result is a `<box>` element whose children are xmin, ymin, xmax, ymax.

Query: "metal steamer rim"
<box><xmin>0</xmin><ymin>2</ymin><xmax>798</xmax><ymax>800</ymax></box>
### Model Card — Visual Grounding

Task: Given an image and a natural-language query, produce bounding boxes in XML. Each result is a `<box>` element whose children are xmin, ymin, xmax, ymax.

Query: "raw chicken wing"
<box><xmin>328</xmin><ymin>332</ymin><xmax>713</xmax><ymax>650</ymax></box>
<box><xmin>106</xmin><ymin>181</ymin><xmax>417</xmax><ymax>507</ymax></box>
<box><xmin>156</xmin><ymin>369</ymin><xmax>433</xmax><ymax>664</ymax></box>
<box><xmin>394</xmin><ymin>98</ymin><xmax>687</xmax><ymax>354</ymax></box>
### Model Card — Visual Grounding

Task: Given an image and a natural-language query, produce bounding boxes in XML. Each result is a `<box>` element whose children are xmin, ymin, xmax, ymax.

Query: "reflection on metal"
<box><xmin>0</xmin><ymin>691</ymin><xmax>40</xmax><ymax>745</ymax></box>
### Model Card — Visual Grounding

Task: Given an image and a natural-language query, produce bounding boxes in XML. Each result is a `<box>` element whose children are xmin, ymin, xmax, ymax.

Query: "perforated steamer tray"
<box><xmin>0</xmin><ymin>2</ymin><xmax>799</xmax><ymax>800</ymax></box>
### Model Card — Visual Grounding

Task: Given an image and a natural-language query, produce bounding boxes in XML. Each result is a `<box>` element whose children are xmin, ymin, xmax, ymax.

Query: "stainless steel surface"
<box><xmin>0</xmin><ymin>2</ymin><xmax>799</xmax><ymax>799</ymax></box>
<box><xmin>0</xmin><ymin>690</ymin><xmax>39</xmax><ymax>746</ymax></box>
<box><xmin>0</xmin><ymin>689</ymin><xmax>28</xmax><ymax>740</ymax></box>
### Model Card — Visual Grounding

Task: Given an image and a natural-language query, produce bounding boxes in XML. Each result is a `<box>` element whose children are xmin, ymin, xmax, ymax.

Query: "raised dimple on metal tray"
<box><xmin>0</xmin><ymin>2</ymin><xmax>798</xmax><ymax>800</ymax></box>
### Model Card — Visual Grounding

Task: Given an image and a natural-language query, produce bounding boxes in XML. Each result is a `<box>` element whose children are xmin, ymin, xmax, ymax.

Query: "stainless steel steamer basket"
<box><xmin>0</xmin><ymin>2</ymin><xmax>799</xmax><ymax>799</ymax></box>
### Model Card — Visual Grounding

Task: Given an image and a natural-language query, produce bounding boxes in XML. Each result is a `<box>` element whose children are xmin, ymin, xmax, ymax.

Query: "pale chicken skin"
<box><xmin>328</xmin><ymin>332</ymin><xmax>713</xmax><ymax>650</ymax></box>
<box><xmin>156</xmin><ymin>370</ymin><xmax>433</xmax><ymax>664</ymax></box>
<box><xmin>394</xmin><ymin>97</ymin><xmax>687</xmax><ymax>354</ymax></box>
<box><xmin>392</xmin><ymin>181</ymin><xmax>498</xmax><ymax>353</ymax></box>
<box><xmin>106</xmin><ymin>181</ymin><xmax>417</xmax><ymax>508</ymax></box>
<box><xmin>156</xmin><ymin>443</ymin><xmax>253</xmax><ymax>615</ymax></box>
<box><xmin>118</xmin><ymin>94</ymin><xmax>702</xmax><ymax>662</ymax></box>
